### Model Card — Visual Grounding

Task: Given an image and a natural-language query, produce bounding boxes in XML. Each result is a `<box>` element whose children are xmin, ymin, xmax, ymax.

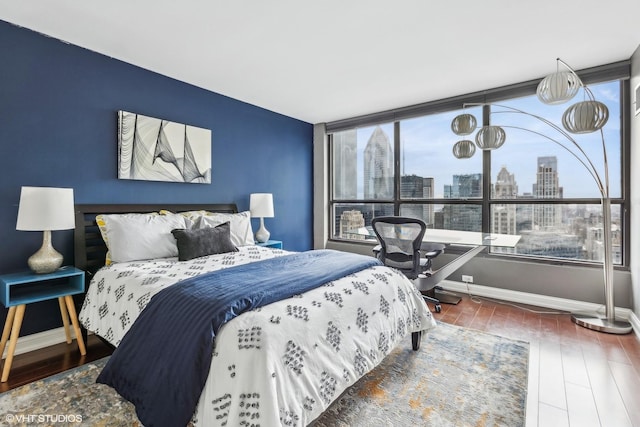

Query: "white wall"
<box><xmin>630</xmin><ymin>45</ymin><xmax>640</xmax><ymax>320</ymax></box>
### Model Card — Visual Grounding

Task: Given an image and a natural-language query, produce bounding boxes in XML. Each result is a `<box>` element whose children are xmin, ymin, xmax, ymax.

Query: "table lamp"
<box><xmin>250</xmin><ymin>193</ymin><xmax>274</xmax><ymax>243</ymax></box>
<box><xmin>16</xmin><ymin>186</ymin><xmax>75</xmax><ymax>274</ymax></box>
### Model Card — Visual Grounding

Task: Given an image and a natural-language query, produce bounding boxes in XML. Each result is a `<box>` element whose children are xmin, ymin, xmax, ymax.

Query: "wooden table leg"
<box><xmin>64</xmin><ymin>296</ymin><xmax>86</xmax><ymax>356</ymax></box>
<box><xmin>58</xmin><ymin>297</ymin><xmax>72</xmax><ymax>344</ymax></box>
<box><xmin>0</xmin><ymin>306</ymin><xmax>16</xmax><ymax>359</ymax></box>
<box><xmin>1</xmin><ymin>304</ymin><xmax>25</xmax><ymax>382</ymax></box>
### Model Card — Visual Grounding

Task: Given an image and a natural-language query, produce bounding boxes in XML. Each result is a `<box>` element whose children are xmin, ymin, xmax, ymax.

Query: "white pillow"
<box><xmin>99</xmin><ymin>213</ymin><xmax>188</xmax><ymax>263</ymax></box>
<box><xmin>195</xmin><ymin>211</ymin><xmax>254</xmax><ymax>246</ymax></box>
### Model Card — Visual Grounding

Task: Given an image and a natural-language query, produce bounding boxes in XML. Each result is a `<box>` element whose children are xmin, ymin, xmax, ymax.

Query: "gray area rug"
<box><xmin>0</xmin><ymin>322</ymin><xmax>528</xmax><ymax>426</ymax></box>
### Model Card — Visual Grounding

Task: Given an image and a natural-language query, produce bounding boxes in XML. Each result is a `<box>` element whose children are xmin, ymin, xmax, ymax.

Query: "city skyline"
<box><xmin>355</xmin><ymin>80</ymin><xmax>621</xmax><ymax>200</ymax></box>
<box><xmin>333</xmin><ymin>121</ymin><xmax>621</xmax><ymax>263</ymax></box>
<box><xmin>349</xmin><ymin>125</ymin><xmax>594</xmax><ymax>201</ymax></box>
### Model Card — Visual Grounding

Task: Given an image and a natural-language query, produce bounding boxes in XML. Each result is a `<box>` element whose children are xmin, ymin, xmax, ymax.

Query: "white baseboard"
<box><xmin>440</xmin><ymin>280</ymin><xmax>639</xmax><ymax>337</ymax></box>
<box><xmin>2</xmin><ymin>327</ymin><xmax>77</xmax><ymax>358</ymax></box>
<box><xmin>628</xmin><ymin>311</ymin><xmax>640</xmax><ymax>341</ymax></box>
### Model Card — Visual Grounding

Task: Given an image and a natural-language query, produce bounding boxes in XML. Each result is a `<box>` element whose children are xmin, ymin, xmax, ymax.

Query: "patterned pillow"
<box><xmin>171</xmin><ymin>222</ymin><xmax>238</xmax><ymax>261</ymax></box>
<box><xmin>96</xmin><ymin>214</ymin><xmax>118</xmax><ymax>265</ymax></box>
<box><xmin>96</xmin><ymin>212</ymin><xmax>187</xmax><ymax>264</ymax></box>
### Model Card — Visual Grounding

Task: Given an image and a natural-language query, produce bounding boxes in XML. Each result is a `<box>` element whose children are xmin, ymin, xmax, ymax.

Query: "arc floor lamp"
<box><xmin>450</xmin><ymin>59</ymin><xmax>632</xmax><ymax>335</ymax></box>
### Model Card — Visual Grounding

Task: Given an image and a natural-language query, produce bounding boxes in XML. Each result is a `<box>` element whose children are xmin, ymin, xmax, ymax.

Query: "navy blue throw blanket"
<box><xmin>97</xmin><ymin>249</ymin><xmax>381</xmax><ymax>427</ymax></box>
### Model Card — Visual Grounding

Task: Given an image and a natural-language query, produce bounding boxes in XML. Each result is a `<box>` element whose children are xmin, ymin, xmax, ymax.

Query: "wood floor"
<box><xmin>1</xmin><ymin>294</ymin><xmax>638</xmax><ymax>426</ymax></box>
<box><xmin>430</xmin><ymin>292</ymin><xmax>640</xmax><ymax>427</ymax></box>
<box><xmin>0</xmin><ymin>334</ymin><xmax>112</xmax><ymax>394</ymax></box>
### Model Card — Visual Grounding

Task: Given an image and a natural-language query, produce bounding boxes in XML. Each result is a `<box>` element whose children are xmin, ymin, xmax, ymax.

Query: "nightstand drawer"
<box><xmin>0</xmin><ymin>267</ymin><xmax>84</xmax><ymax>307</ymax></box>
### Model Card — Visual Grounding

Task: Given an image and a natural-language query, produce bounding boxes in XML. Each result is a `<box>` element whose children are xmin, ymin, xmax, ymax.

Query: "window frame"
<box><xmin>327</xmin><ymin>62</ymin><xmax>631</xmax><ymax>269</ymax></box>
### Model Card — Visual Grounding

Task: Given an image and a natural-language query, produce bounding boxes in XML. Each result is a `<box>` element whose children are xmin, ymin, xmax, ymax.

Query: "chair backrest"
<box><xmin>371</xmin><ymin>216</ymin><xmax>426</xmax><ymax>279</ymax></box>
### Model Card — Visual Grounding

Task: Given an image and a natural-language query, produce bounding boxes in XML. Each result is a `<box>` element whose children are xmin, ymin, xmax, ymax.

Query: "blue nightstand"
<box><xmin>256</xmin><ymin>240</ymin><xmax>283</xmax><ymax>249</ymax></box>
<box><xmin>0</xmin><ymin>266</ymin><xmax>86</xmax><ymax>382</ymax></box>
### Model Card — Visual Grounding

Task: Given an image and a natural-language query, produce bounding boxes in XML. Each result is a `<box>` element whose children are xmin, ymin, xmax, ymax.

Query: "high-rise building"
<box><xmin>533</xmin><ymin>156</ymin><xmax>563</xmax><ymax>229</ymax></box>
<box><xmin>338</xmin><ymin>210</ymin><xmax>365</xmax><ymax>239</ymax></box>
<box><xmin>444</xmin><ymin>173</ymin><xmax>482</xmax><ymax>198</ymax></box>
<box><xmin>332</xmin><ymin>129</ymin><xmax>358</xmax><ymax>199</ymax></box>
<box><xmin>492</xmin><ymin>166</ymin><xmax>517</xmax><ymax>236</ymax></box>
<box><xmin>493</xmin><ymin>166</ymin><xmax>518</xmax><ymax>198</ymax></box>
<box><xmin>364</xmin><ymin>126</ymin><xmax>393</xmax><ymax>199</ymax></box>
<box><xmin>533</xmin><ymin>156</ymin><xmax>562</xmax><ymax>198</ymax></box>
<box><xmin>443</xmin><ymin>173</ymin><xmax>482</xmax><ymax>231</ymax></box>
<box><xmin>400</xmin><ymin>174</ymin><xmax>435</xmax><ymax>226</ymax></box>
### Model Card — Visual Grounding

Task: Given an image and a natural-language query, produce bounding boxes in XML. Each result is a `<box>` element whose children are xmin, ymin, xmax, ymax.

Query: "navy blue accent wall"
<box><xmin>0</xmin><ymin>21</ymin><xmax>313</xmax><ymax>335</ymax></box>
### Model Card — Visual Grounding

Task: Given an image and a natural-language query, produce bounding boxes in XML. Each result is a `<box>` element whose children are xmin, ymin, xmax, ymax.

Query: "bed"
<box><xmin>75</xmin><ymin>203</ymin><xmax>436</xmax><ymax>427</ymax></box>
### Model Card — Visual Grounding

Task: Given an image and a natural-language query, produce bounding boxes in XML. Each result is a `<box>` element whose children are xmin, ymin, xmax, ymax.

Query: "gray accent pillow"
<box><xmin>171</xmin><ymin>221</ymin><xmax>238</xmax><ymax>261</ymax></box>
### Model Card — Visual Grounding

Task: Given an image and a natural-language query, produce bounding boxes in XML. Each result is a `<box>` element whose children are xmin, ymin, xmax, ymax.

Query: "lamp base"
<box><xmin>255</xmin><ymin>218</ymin><xmax>270</xmax><ymax>243</ymax></box>
<box><xmin>28</xmin><ymin>230</ymin><xmax>63</xmax><ymax>274</ymax></box>
<box><xmin>571</xmin><ymin>313</ymin><xmax>632</xmax><ymax>335</ymax></box>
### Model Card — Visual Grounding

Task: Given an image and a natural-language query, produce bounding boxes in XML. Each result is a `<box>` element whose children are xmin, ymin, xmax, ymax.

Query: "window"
<box><xmin>332</xmin><ymin>123</ymin><xmax>395</xmax><ymax>201</ymax></box>
<box><xmin>400</xmin><ymin>107</ymin><xmax>483</xmax><ymax>201</ymax></box>
<box><xmin>328</xmin><ymin>71</ymin><xmax>628</xmax><ymax>266</ymax></box>
<box><xmin>487</xmin><ymin>81</ymin><xmax>624</xmax><ymax>263</ymax></box>
<box><xmin>491</xmin><ymin>82</ymin><xmax>621</xmax><ymax>200</ymax></box>
<box><xmin>332</xmin><ymin>124</ymin><xmax>396</xmax><ymax>241</ymax></box>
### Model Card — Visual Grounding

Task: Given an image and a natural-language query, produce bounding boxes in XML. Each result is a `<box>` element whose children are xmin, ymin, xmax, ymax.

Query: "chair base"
<box><xmin>432</xmin><ymin>289</ymin><xmax>462</xmax><ymax>305</ymax></box>
<box><xmin>422</xmin><ymin>294</ymin><xmax>441</xmax><ymax>313</ymax></box>
<box><xmin>421</xmin><ymin>287</ymin><xmax>462</xmax><ymax>307</ymax></box>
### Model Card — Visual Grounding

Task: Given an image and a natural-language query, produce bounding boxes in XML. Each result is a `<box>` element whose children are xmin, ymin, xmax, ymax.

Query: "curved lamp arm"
<box><xmin>457</xmin><ymin>100</ymin><xmax>629</xmax><ymax>332</ymax></box>
<box><xmin>462</xmin><ymin>102</ymin><xmax>608</xmax><ymax>199</ymax></box>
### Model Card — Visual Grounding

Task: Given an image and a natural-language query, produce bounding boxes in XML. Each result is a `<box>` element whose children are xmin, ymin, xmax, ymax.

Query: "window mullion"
<box><xmin>394</xmin><ymin>121</ymin><xmax>401</xmax><ymax>216</ymax></box>
<box><xmin>482</xmin><ymin>104</ymin><xmax>492</xmax><ymax>233</ymax></box>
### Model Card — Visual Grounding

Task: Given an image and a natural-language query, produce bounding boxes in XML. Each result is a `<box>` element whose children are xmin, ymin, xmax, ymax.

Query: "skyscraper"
<box><xmin>443</xmin><ymin>173</ymin><xmax>482</xmax><ymax>231</ymax></box>
<box><xmin>364</xmin><ymin>126</ymin><xmax>393</xmax><ymax>199</ymax></box>
<box><xmin>494</xmin><ymin>166</ymin><xmax>518</xmax><ymax>198</ymax></box>
<box><xmin>338</xmin><ymin>210</ymin><xmax>365</xmax><ymax>239</ymax></box>
<box><xmin>533</xmin><ymin>156</ymin><xmax>563</xmax><ymax>229</ymax></box>
<box><xmin>492</xmin><ymin>166</ymin><xmax>518</xmax><ymax>235</ymax></box>
<box><xmin>444</xmin><ymin>173</ymin><xmax>482</xmax><ymax>198</ymax></box>
<box><xmin>401</xmin><ymin>175</ymin><xmax>435</xmax><ymax>226</ymax></box>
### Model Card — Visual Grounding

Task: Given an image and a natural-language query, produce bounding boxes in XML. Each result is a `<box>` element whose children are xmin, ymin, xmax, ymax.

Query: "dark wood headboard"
<box><xmin>74</xmin><ymin>203</ymin><xmax>238</xmax><ymax>277</ymax></box>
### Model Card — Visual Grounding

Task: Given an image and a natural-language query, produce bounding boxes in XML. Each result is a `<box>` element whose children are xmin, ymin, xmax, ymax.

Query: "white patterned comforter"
<box><xmin>79</xmin><ymin>246</ymin><xmax>436</xmax><ymax>426</ymax></box>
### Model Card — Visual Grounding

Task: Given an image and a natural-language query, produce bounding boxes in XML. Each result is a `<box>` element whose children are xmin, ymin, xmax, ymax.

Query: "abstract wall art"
<box><xmin>117</xmin><ymin>111</ymin><xmax>212</xmax><ymax>183</ymax></box>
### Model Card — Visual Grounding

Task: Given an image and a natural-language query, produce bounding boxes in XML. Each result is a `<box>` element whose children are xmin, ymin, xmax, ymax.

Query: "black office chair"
<box><xmin>420</xmin><ymin>242</ymin><xmax>445</xmax><ymax>275</ymax></box>
<box><xmin>371</xmin><ymin>216</ymin><xmax>442</xmax><ymax>313</ymax></box>
<box><xmin>419</xmin><ymin>242</ymin><xmax>446</xmax><ymax>306</ymax></box>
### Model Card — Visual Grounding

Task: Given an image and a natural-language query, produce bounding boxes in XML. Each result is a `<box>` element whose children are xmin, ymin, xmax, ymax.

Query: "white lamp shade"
<box><xmin>536</xmin><ymin>70</ymin><xmax>581</xmax><ymax>105</ymax></box>
<box><xmin>250</xmin><ymin>193</ymin><xmax>274</xmax><ymax>218</ymax></box>
<box><xmin>475</xmin><ymin>125</ymin><xmax>506</xmax><ymax>150</ymax></box>
<box><xmin>452</xmin><ymin>139</ymin><xmax>476</xmax><ymax>159</ymax></box>
<box><xmin>562</xmin><ymin>100</ymin><xmax>609</xmax><ymax>134</ymax></box>
<box><xmin>16</xmin><ymin>186</ymin><xmax>75</xmax><ymax>231</ymax></box>
<box><xmin>451</xmin><ymin>114</ymin><xmax>477</xmax><ymax>136</ymax></box>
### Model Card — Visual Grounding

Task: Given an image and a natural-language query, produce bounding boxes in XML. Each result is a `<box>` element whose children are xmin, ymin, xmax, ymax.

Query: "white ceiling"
<box><xmin>2</xmin><ymin>1</ymin><xmax>640</xmax><ymax>124</ymax></box>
